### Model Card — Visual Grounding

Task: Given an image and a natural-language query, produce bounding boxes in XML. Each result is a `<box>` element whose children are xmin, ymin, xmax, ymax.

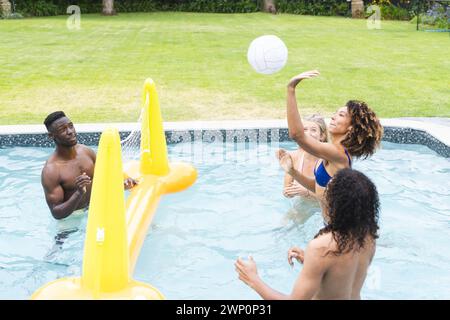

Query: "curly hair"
<box><xmin>341</xmin><ymin>100</ymin><xmax>383</xmax><ymax>159</ymax></box>
<box><xmin>315</xmin><ymin>168</ymin><xmax>380</xmax><ymax>256</ymax></box>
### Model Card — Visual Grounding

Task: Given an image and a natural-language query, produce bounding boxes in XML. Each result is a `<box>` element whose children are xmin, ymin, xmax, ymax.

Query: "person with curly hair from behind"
<box><xmin>235</xmin><ymin>168</ymin><xmax>380</xmax><ymax>299</ymax></box>
<box><xmin>276</xmin><ymin>70</ymin><xmax>383</xmax><ymax>210</ymax></box>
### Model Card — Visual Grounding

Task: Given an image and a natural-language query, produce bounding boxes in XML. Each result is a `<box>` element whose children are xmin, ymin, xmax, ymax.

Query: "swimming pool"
<box><xmin>0</xmin><ymin>141</ymin><xmax>449</xmax><ymax>299</ymax></box>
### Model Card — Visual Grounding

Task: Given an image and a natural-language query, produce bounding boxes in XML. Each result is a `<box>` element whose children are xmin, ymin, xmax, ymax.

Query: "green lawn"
<box><xmin>0</xmin><ymin>12</ymin><xmax>449</xmax><ymax>125</ymax></box>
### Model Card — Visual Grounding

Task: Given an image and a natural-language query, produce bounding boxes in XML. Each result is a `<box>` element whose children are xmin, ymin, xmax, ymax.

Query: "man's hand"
<box><xmin>287</xmin><ymin>70</ymin><xmax>320</xmax><ymax>89</ymax></box>
<box><xmin>288</xmin><ymin>246</ymin><xmax>305</xmax><ymax>267</ymax></box>
<box><xmin>124</xmin><ymin>177</ymin><xmax>138</xmax><ymax>190</ymax></box>
<box><xmin>235</xmin><ymin>256</ymin><xmax>259</xmax><ymax>289</ymax></box>
<box><xmin>75</xmin><ymin>172</ymin><xmax>91</xmax><ymax>194</ymax></box>
<box><xmin>276</xmin><ymin>149</ymin><xmax>294</xmax><ymax>174</ymax></box>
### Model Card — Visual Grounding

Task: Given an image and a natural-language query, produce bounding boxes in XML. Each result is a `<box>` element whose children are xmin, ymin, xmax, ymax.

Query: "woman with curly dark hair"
<box><xmin>235</xmin><ymin>168</ymin><xmax>380</xmax><ymax>299</ymax></box>
<box><xmin>276</xmin><ymin>70</ymin><xmax>383</xmax><ymax>205</ymax></box>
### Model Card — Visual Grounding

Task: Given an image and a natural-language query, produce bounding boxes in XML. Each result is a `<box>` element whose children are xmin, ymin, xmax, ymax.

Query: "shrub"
<box><xmin>1</xmin><ymin>12</ymin><xmax>24</xmax><ymax>19</ymax></box>
<box><xmin>11</xmin><ymin>0</ymin><xmax>435</xmax><ymax>20</ymax></box>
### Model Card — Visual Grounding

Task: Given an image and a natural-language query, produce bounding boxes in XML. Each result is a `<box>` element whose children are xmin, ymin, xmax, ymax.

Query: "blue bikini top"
<box><xmin>314</xmin><ymin>149</ymin><xmax>352</xmax><ymax>188</ymax></box>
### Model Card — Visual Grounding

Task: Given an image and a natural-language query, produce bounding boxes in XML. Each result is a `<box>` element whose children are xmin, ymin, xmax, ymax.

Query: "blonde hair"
<box><xmin>305</xmin><ymin>114</ymin><xmax>329</xmax><ymax>143</ymax></box>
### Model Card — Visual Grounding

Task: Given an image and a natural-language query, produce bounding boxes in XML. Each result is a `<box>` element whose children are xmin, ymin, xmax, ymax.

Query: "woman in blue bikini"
<box><xmin>282</xmin><ymin>115</ymin><xmax>328</xmax><ymax>200</ymax></box>
<box><xmin>277</xmin><ymin>70</ymin><xmax>383</xmax><ymax>207</ymax></box>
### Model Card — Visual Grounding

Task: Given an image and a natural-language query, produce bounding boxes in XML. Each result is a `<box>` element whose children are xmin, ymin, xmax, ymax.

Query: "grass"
<box><xmin>0</xmin><ymin>12</ymin><xmax>449</xmax><ymax>125</ymax></box>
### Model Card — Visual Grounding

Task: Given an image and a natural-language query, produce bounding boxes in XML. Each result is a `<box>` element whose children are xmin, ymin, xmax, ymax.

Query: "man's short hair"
<box><xmin>44</xmin><ymin>111</ymin><xmax>66</xmax><ymax>130</ymax></box>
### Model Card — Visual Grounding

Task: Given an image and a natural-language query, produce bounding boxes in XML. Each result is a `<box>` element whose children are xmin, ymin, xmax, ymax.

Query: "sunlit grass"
<box><xmin>0</xmin><ymin>12</ymin><xmax>448</xmax><ymax>125</ymax></box>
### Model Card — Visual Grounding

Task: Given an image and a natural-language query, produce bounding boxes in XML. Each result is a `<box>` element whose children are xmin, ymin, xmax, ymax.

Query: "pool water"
<box><xmin>0</xmin><ymin>141</ymin><xmax>449</xmax><ymax>299</ymax></box>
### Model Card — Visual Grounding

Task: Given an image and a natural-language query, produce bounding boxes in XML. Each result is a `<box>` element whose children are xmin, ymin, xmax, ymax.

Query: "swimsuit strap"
<box><xmin>292</xmin><ymin>151</ymin><xmax>306</xmax><ymax>187</ymax></box>
<box><xmin>297</xmin><ymin>151</ymin><xmax>305</xmax><ymax>174</ymax></box>
<box><xmin>314</xmin><ymin>159</ymin><xmax>319</xmax><ymax>174</ymax></box>
<box><xmin>344</xmin><ymin>148</ymin><xmax>352</xmax><ymax>166</ymax></box>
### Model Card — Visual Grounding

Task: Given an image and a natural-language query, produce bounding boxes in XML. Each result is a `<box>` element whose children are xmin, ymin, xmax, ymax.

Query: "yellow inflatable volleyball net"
<box><xmin>31</xmin><ymin>79</ymin><xmax>197</xmax><ymax>299</ymax></box>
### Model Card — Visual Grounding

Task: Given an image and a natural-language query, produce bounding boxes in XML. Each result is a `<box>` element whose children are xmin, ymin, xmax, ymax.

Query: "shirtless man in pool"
<box><xmin>41</xmin><ymin>111</ymin><xmax>136</xmax><ymax>220</ymax></box>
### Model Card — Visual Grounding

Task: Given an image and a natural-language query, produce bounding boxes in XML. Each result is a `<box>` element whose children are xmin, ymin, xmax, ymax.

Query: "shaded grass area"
<box><xmin>0</xmin><ymin>12</ymin><xmax>449</xmax><ymax>125</ymax></box>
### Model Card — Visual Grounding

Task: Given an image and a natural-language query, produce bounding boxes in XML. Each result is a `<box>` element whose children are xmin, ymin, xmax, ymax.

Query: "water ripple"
<box><xmin>1</xmin><ymin>142</ymin><xmax>449</xmax><ymax>299</ymax></box>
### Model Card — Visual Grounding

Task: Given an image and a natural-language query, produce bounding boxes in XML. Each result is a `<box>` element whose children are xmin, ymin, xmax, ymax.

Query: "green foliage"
<box><xmin>276</xmin><ymin>0</ymin><xmax>350</xmax><ymax>17</ymax></box>
<box><xmin>1</xmin><ymin>12</ymin><xmax>24</xmax><ymax>19</ymax></box>
<box><xmin>155</xmin><ymin>0</ymin><xmax>259</xmax><ymax>13</ymax></box>
<box><xmin>14</xmin><ymin>0</ymin><xmax>260</xmax><ymax>16</ymax></box>
<box><xmin>379</xmin><ymin>3</ymin><xmax>412</xmax><ymax>20</ymax></box>
<box><xmin>419</xmin><ymin>6</ymin><xmax>449</xmax><ymax>30</ymax></box>
<box><xmin>115</xmin><ymin>1</ymin><xmax>157</xmax><ymax>13</ymax></box>
<box><xmin>17</xmin><ymin>0</ymin><xmax>60</xmax><ymax>16</ymax></box>
<box><xmin>12</xmin><ymin>0</ymin><xmax>437</xmax><ymax>21</ymax></box>
<box><xmin>15</xmin><ymin>1</ymin><xmax>101</xmax><ymax>16</ymax></box>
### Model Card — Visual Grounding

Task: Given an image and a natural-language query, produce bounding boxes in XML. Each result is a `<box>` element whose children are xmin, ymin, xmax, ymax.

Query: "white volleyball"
<box><xmin>247</xmin><ymin>35</ymin><xmax>288</xmax><ymax>75</ymax></box>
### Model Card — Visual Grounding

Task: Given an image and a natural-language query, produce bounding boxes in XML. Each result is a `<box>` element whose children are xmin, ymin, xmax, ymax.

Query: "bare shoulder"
<box><xmin>77</xmin><ymin>144</ymin><xmax>94</xmax><ymax>153</ymax></box>
<box><xmin>42</xmin><ymin>153</ymin><xmax>58</xmax><ymax>174</ymax></box>
<box><xmin>307</xmin><ymin>233</ymin><xmax>334</xmax><ymax>257</ymax></box>
<box><xmin>301</xmin><ymin>233</ymin><xmax>334</xmax><ymax>276</ymax></box>
<box><xmin>365</xmin><ymin>237</ymin><xmax>377</xmax><ymax>260</ymax></box>
<box><xmin>335</xmin><ymin>144</ymin><xmax>352</xmax><ymax>165</ymax></box>
<box><xmin>77</xmin><ymin>144</ymin><xmax>96</xmax><ymax>158</ymax></box>
<box><xmin>41</xmin><ymin>158</ymin><xmax>60</xmax><ymax>186</ymax></box>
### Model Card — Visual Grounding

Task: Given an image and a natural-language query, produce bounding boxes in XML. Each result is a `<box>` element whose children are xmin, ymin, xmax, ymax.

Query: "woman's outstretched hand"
<box><xmin>287</xmin><ymin>70</ymin><xmax>320</xmax><ymax>89</ymax></box>
<box><xmin>235</xmin><ymin>256</ymin><xmax>259</xmax><ymax>289</ymax></box>
<box><xmin>276</xmin><ymin>149</ymin><xmax>294</xmax><ymax>174</ymax></box>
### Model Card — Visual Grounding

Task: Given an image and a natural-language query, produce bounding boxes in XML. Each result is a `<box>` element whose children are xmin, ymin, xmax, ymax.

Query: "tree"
<box><xmin>262</xmin><ymin>0</ymin><xmax>277</xmax><ymax>14</ymax></box>
<box><xmin>0</xmin><ymin>0</ymin><xmax>12</xmax><ymax>16</ymax></box>
<box><xmin>102</xmin><ymin>0</ymin><xmax>116</xmax><ymax>16</ymax></box>
<box><xmin>351</xmin><ymin>0</ymin><xmax>365</xmax><ymax>18</ymax></box>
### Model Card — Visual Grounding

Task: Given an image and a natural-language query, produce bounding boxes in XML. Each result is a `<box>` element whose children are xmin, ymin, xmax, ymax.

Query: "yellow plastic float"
<box><xmin>31</xmin><ymin>79</ymin><xmax>197</xmax><ymax>299</ymax></box>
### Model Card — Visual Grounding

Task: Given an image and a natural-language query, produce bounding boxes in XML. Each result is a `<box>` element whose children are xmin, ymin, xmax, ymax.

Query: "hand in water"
<box><xmin>288</xmin><ymin>246</ymin><xmax>305</xmax><ymax>266</ymax></box>
<box><xmin>235</xmin><ymin>256</ymin><xmax>259</xmax><ymax>288</ymax></box>
<box><xmin>75</xmin><ymin>172</ymin><xmax>91</xmax><ymax>194</ymax></box>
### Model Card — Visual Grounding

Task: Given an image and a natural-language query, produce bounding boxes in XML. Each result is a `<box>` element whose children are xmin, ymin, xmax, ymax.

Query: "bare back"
<box><xmin>315</xmin><ymin>233</ymin><xmax>375</xmax><ymax>299</ymax></box>
<box><xmin>292</xmin><ymin>232</ymin><xmax>375</xmax><ymax>300</ymax></box>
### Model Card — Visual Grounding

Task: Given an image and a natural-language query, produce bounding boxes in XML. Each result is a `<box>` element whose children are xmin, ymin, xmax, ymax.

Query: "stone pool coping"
<box><xmin>0</xmin><ymin>118</ymin><xmax>449</xmax><ymax>157</ymax></box>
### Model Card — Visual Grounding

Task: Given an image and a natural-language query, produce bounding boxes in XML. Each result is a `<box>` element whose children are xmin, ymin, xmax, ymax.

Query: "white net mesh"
<box><xmin>120</xmin><ymin>103</ymin><xmax>143</xmax><ymax>163</ymax></box>
<box><xmin>120</xmin><ymin>89</ymin><xmax>153</xmax><ymax>164</ymax></box>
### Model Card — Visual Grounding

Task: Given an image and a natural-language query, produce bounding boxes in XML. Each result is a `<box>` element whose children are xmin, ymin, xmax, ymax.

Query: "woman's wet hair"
<box><xmin>341</xmin><ymin>100</ymin><xmax>383</xmax><ymax>159</ymax></box>
<box><xmin>315</xmin><ymin>168</ymin><xmax>380</xmax><ymax>256</ymax></box>
<box><xmin>305</xmin><ymin>114</ymin><xmax>329</xmax><ymax>143</ymax></box>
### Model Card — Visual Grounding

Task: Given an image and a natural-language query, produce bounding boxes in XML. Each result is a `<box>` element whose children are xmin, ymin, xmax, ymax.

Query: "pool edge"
<box><xmin>0</xmin><ymin>119</ymin><xmax>449</xmax><ymax>157</ymax></box>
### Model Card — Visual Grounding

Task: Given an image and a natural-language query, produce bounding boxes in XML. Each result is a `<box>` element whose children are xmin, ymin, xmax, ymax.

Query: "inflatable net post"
<box><xmin>31</xmin><ymin>78</ymin><xmax>195</xmax><ymax>300</ymax></box>
<box><xmin>81</xmin><ymin>128</ymin><xmax>129</xmax><ymax>294</ymax></box>
<box><xmin>140</xmin><ymin>79</ymin><xmax>169</xmax><ymax>176</ymax></box>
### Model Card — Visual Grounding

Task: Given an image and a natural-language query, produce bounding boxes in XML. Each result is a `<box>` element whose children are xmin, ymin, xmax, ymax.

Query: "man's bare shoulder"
<box><xmin>76</xmin><ymin>143</ymin><xmax>94</xmax><ymax>152</ymax></box>
<box><xmin>41</xmin><ymin>157</ymin><xmax>61</xmax><ymax>186</ymax></box>
<box><xmin>42</xmin><ymin>153</ymin><xmax>60</xmax><ymax>173</ymax></box>
<box><xmin>77</xmin><ymin>144</ymin><xmax>96</xmax><ymax>158</ymax></box>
